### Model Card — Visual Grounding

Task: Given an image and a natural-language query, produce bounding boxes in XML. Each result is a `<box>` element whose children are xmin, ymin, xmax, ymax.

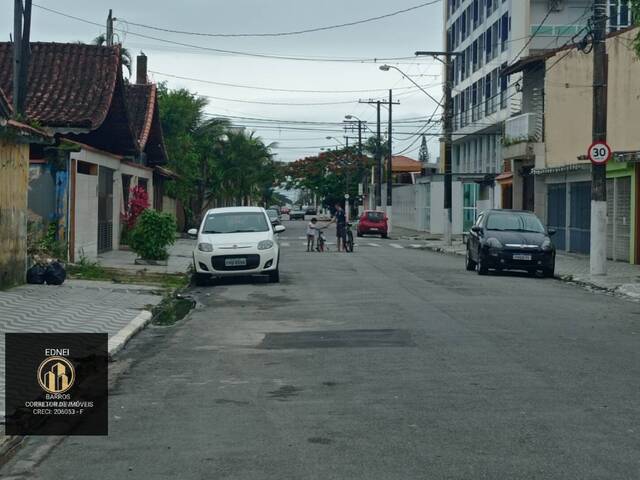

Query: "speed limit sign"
<box><xmin>588</xmin><ymin>141</ymin><xmax>612</xmax><ymax>165</ymax></box>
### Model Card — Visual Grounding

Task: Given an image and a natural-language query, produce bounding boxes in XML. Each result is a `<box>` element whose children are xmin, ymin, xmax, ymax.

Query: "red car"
<box><xmin>357</xmin><ymin>210</ymin><xmax>388</xmax><ymax>238</ymax></box>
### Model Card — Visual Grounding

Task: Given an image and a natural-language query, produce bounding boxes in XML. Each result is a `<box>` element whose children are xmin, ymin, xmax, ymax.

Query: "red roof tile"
<box><xmin>0</xmin><ymin>42</ymin><xmax>120</xmax><ymax>129</ymax></box>
<box><xmin>392</xmin><ymin>155</ymin><xmax>422</xmax><ymax>173</ymax></box>
<box><xmin>0</xmin><ymin>42</ymin><xmax>138</xmax><ymax>155</ymax></box>
<box><xmin>0</xmin><ymin>87</ymin><xmax>11</xmax><ymax>118</ymax></box>
<box><xmin>125</xmin><ymin>83</ymin><xmax>168</xmax><ymax>165</ymax></box>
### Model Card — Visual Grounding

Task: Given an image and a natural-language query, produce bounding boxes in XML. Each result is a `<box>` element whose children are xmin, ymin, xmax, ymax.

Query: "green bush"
<box><xmin>129</xmin><ymin>209</ymin><xmax>177</xmax><ymax>260</ymax></box>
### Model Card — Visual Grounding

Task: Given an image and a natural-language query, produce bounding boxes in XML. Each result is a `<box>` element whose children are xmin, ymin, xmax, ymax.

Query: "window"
<box><xmin>202</xmin><ymin>212</ymin><xmax>270</xmax><ymax>234</ymax></box>
<box><xmin>485</xmin><ymin>26</ymin><xmax>492</xmax><ymax>62</ymax></box>
<box><xmin>486</xmin><ymin>212</ymin><xmax>545</xmax><ymax>233</ymax></box>
<box><xmin>501</xmin><ymin>13</ymin><xmax>509</xmax><ymax>51</ymax></box>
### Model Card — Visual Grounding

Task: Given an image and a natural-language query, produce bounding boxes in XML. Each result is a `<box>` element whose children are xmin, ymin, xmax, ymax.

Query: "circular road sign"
<box><xmin>588</xmin><ymin>141</ymin><xmax>612</xmax><ymax>165</ymax></box>
<box><xmin>344</xmin><ymin>193</ymin><xmax>350</xmax><ymax>199</ymax></box>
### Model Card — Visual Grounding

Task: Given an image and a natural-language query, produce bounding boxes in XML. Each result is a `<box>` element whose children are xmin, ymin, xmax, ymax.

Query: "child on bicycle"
<box><xmin>306</xmin><ymin>218</ymin><xmax>320</xmax><ymax>252</ymax></box>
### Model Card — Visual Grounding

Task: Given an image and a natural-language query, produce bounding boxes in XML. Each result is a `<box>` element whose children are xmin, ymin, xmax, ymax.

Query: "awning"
<box><xmin>495</xmin><ymin>172</ymin><xmax>513</xmax><ymax>184</ymax></box>
<box><xmin>532</xmin><ymin>163</ymin><xmax>590</xmax><ymax>176</ymax></box>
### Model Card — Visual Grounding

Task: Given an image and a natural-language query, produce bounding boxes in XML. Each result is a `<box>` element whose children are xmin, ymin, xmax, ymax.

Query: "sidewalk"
<box><xmin>97</xmin><ymin>238</ymin><xmax>195</xmax><ymax>273</ymax></box>
<box><xmin>393</xmin><ymin>226</ymin><xmax>640</xmax><ymax>301</ymax></box>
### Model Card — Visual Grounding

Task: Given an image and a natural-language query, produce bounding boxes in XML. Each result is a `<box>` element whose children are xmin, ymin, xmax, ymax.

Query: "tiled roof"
<box><xmin>0</xmin><ymin>42</ymin><xmax>138</xmax><ymax>155</ymax></box>
<box><xmin>0</xmin><ymin>87</ymin><xmax>11</xmax><ymax>118</ymax></box>
<box><xmin>392</xmin><ymin>155</ymin><xmax>422</xmax><ymax>173</ymax></box>
<box><xmin>125</xmin><ymin>83</ymin><xmax>168</xmax><ymax>165</ymax></box>
<box><xmin>0</xmin><ymin>42</ymin><xmax>120</xmax><ymax>129</ymax></box>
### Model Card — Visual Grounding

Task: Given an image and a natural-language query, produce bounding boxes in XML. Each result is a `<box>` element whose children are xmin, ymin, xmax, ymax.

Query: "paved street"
<box><xmin>3</xmin><ymin>220</ymin><xmax>640</xmax><ymax>479</ymax></box>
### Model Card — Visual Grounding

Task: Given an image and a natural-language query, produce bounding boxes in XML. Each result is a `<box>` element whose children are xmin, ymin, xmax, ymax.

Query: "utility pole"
<box><xmin>415</xmin><ymin>47</ymin><xmax>461</xmax><ymax>246</ymax></box>
<box><xmin>590</xmin><ymin>0</ymin><xmax>608</xmax><ymax>275</ymax></box>
<box><xmin>359</xmin><ymin>97</ymin><xmax>400</xmax><ymax>211</ymax></box>
<box><xmin>106</xmin><ymin>9</ymin><xmax>114</xmax><ymax>46</ymax></box>
<box><xmin>387</xmin><ymin>89</ymin><xmax>393</xmax><ymax>234</ymax></box>
<box><xmin>345</xmin><ymin>136</ymin><xmax>351</xmax><ymax>222</ymax></box>
<box><xmin>13</xmin><ymin>0</ymin><xmax>32</xmax><ymax>116</ymax></box>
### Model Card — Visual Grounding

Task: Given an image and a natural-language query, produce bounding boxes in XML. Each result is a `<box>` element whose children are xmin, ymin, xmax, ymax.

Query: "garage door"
<box><xmin>606</xmin><ymin>176</ymin><xmax>631</xmax><ymax>262</ymax></box>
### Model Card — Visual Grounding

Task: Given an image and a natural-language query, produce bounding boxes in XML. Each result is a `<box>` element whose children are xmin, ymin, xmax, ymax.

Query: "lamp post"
<box><xmin>327</xmin><ymin>136</ymin><xmax>352</xmax><ymax>221</ymax></box>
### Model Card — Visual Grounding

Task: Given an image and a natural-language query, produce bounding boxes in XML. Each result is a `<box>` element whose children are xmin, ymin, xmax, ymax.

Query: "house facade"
<box><xmin>443</xmin><ymin>0</ymin><xmax>633</xmax><ymax>232</ymax></box>
<box><xmin>0</xmin><ymin>43</ymin><xmax>172</xmax><ymax>263</ymax></box>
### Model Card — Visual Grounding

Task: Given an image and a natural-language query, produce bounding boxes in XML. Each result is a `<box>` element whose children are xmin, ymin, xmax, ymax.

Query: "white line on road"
<box><xmin>281</xmin><ymin>242</ymin><xmax>291</xmax><ymax>247</ymax></box>
<box><xmin>410</xmin><ymin>244</ymin><xmax>423</xmax><ymax>249</ymax></box>
<box><xmin>368</xmin><ymin>243</ymin><xmax>381</xmax><ymax>247</ymax></box>
<box><xmin>389</xmin><ymin>243</ymin><xmax>404</xmax><ymax>249</ymax></box>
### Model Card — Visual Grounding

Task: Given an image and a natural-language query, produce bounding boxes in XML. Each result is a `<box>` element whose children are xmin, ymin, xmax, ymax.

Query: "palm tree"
<box><xmin>92</xmin><ymin>34</ymin><xmax>132</xmax><ymax>77</ymax></box>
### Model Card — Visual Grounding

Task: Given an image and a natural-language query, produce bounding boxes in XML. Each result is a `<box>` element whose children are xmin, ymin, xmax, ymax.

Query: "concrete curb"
<box><xmin>108</xmin><ymin>310</ymin><xmax>153</xmax><ymax>358</ymax></box>
<box><xmin>1</xmin><ymin>309</ymin><xmax>153</xmax><ymax>467</ymax></box>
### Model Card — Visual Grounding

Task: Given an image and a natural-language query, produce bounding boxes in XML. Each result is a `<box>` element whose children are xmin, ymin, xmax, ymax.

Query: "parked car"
<box><xmin>289</xmin><ymin>209</ymin><xmax>305</xmax><ymax>220</ymax></box>
<box><xmin>465</xmin><ymin>209</ymin><xmax>556</xmax><ymax>277</ymax></box>
<box><xmin>357</xmin><ymin>210</ymin><xmax>388</xmax><ymax>238</ymax></box>
<box><xmin>189</xmin><ymin>207</ymin><xmax>285</xmax><ymax>285</ymax></box>
<box><xmin>266</xmin><ymin>208</ymin><xmax>281</xmax><ymax>225</ymax></box>
<box><xmin>305</xmin><ymin>207</ymin><xmax>317</xmax><ymax>216</ymax></box>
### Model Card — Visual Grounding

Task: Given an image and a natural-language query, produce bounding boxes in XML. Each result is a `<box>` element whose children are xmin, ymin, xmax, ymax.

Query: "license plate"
<box><xmin>513</xmin><ymin>254</ymin><xmax>532</xmax><ymax>261</ymax></box>
<box><xmin>225</xmin><ymin>258</ymin><xmax>247</xmax><ymax>267</ymax></box>
<box><xmin>370</xmin><ymin>228</ymin><xmax>378</xmax><ymax>231</ymax></box>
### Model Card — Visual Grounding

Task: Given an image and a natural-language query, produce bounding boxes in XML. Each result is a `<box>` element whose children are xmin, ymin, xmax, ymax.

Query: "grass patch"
<box><xmin>66</xmin><ymin>264</ymin><xmax>189</xmax><ymax>289</ymax></box>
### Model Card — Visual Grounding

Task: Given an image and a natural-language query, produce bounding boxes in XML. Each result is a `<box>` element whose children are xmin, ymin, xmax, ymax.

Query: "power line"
<box><xmin>152</xmin><ymin>70</ymin><xmax>441</xmax><ymax>94</ymax></box>
<box><xmin>119</xmin><ymin>0</ymin><xmax>442</xmax><ymax>38</ymax></box>
<box><xmin>32</xmin><ymin>3</ymin><xmax>431</xmax><ymax>64</ymax></box>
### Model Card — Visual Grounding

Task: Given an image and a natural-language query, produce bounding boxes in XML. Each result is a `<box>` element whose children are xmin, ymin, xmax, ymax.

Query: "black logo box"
<box><xmin>5</xmin><ymin>333</ymin><xmax>108</xmax><ymax>436</ymax></box>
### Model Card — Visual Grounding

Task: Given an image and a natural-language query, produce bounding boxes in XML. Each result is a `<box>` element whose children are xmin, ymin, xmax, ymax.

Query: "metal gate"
<box><xmin>97</xmin><ymin>166</ymin><xmax>114</xmax><ymax>253</ymax></box>
<box><xmin>606</xmin><ymin>176</ymin><xmax>631</xmax><ymax>262</ymax></box>
<box><xmin>569</xmin><ymin>181</ymin><xmax>591</xmax><ymax>254</ymax></box>
<box><xmin>547</xmin><ymin>183</ymin><xmax>566</xmax><ymax>251</ymax></box>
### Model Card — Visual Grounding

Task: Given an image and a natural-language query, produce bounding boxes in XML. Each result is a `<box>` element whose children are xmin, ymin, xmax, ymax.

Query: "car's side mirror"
<box><xmin>187</xmin><ymin>228</ymin><xmax>198</xmax><ymax>237</ymax></box>
<box><xmin>274</xmin><ymin>225</ymin><xmax>286</xmax><ymax>234</ymax></box>
<box><xmin>547</xmin><ymin>228</ymin><xmax>557</xmax><ymax>236</ymax></box>
<box><xmin>471</xmin><ymin>225</ymin><xmax>483</xmax><ymax>234</ymax></box>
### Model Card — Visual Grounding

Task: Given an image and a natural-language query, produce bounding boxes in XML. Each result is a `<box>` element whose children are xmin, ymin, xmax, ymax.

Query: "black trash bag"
<box><xmin>44</xmin><ymin>261</ymin><xmax>66</xmax><ymax>285</ymax></box>
<box><xmin>26</xmin><ymin>264</ymin><xmax>47</xmax><ymax>284</ymax></box>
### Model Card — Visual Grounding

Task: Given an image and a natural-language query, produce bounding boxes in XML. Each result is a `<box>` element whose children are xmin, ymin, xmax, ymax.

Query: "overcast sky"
<box><xmin>2</xmin><ymin>0</ymin><xmax>444</xmax><ymax>162</ymax></box>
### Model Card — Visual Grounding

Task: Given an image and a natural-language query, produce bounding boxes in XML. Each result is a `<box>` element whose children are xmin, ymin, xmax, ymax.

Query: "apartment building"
<box><xmin>443</xmin><ymin>0</ymin><xmax>632</xmax><ymax>230</ymax></box>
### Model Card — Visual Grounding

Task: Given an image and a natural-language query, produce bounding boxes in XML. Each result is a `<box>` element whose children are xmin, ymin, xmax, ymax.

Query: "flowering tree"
<box><xmin>124</xmin><ymin>185</ymin><xmax>150</xmax><ymax>230</ymax></box>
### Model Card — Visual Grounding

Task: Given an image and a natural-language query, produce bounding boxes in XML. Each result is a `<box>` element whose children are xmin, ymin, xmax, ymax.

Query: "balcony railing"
<box><xmin>504</xmin><ymin>112</ymin><xmax>542</xmax><ymax>145</ymax></box>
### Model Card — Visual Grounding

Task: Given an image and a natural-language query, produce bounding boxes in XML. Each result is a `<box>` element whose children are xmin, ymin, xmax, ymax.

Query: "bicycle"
<box><xmin>344</xmin><ymin>222</ymin><xmax>354</xmax><ymax>253</ymax></box>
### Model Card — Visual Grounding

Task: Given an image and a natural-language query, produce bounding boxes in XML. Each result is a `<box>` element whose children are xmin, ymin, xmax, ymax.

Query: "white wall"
<box><xmin>74</xmin><ymin>173</ymin><xmax>98</xmax><ymax>260</ymax></box>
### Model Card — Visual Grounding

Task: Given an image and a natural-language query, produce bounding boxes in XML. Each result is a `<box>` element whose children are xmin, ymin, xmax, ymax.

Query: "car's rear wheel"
<box><xmin>477</xmin><ymin>250</ymin><xmax>488</xmax><ymax>275</ymax></box>
<box><xmin>544</xmin><ymin>265</ymin><xmax>555</xmax><ymax>278</ymax></box>
<box><xmin>465</xmin><ymin>247</ymin><xmax>476</xmax><ymax>271</ymax></box>
<box><xmin>381</xmin><ymin>233</ymin><xmax>388</xmax><ymax>239</ymax></box>
<box><xmin>268</xmin><ymin>269</ymin><xmax>280</xmax><ymax>283</ymax></box>
<box><xmin>357</xmin><ymin>231</ymin><xmax>363</xmax><ymax>237</ymax></box>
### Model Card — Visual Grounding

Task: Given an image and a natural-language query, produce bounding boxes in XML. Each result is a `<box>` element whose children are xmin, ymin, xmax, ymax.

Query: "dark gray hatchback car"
<box><xmin>465</xmin><ymin>209</ymin><xmax>556</xmax><ymax>277</ymax></box>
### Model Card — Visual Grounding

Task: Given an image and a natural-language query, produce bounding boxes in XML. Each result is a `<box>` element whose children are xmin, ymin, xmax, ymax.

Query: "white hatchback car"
<box><xmin>189</xmin><ymin>207</ymin><xmax>286</xmax><ymax>285</ymax></box>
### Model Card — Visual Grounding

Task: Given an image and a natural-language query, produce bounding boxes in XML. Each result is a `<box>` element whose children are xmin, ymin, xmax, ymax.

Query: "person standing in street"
<box><xmin>328</xmin><ymin>203</ymin><xmax>347</xmax><ymax>252</ymax></box>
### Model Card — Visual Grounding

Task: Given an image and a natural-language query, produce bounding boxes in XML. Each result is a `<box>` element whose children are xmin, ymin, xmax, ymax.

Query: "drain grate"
<box><xmin>258</xmin><ymin>329</ymin><xmax>414</xmax><ymax>349</ymax></box>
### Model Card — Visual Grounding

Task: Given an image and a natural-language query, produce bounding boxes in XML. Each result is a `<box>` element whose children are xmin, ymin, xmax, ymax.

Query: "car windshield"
<box><xmin>266</xmin><ymin>210</ymin><xmax>278</xmax><ymax>218</ymax></box>
<box><xmin>366</xmin><ymin>212</ymin><xmax>384</xmax><ymax>221</ymax></box>
<box><xmin>485</xmin><ymin>213</ymin><xmax>546</xmax><ymax>233</ymax></box>
<box><xmin>202</xmin><ymin>212</ymin><xmax>269</xmax><ymax>234</ymax></box>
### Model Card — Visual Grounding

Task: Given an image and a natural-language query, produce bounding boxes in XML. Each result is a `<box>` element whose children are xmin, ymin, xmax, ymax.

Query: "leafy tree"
<box><xmin>92</xmin><ymin>34</ymin><xmax>132</xmax><ymax>77</ymax></box>
<box><xmin>419</xmin><ymin>135</ymin><xmax>431</xmax><ymax>163</ymax></box>
<box><xmin>631</xmin><ymin>2</ymin><xmax>640</xmax><ymax>57</ymax></box>
<box><xmin>157</xmin><ymin>85</ymin><xmax>281</xmax><ymax>226</ymax></box>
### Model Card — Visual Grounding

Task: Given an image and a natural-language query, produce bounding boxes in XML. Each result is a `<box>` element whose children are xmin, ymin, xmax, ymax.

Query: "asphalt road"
<box><xmin>4</xmin><ymin>220</ymin><xmax>640</xmax><ymax>479</ymax></box>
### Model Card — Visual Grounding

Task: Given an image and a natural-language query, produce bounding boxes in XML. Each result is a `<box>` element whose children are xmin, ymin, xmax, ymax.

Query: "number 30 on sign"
<box><xmin>588</xmin><ymin>141</ymin><xmax>612</xmax><ymax>165</ymax></box>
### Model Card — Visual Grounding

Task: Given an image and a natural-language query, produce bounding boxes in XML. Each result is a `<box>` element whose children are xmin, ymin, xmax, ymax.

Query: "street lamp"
<box><xmin>379</xmin><ymin>64</ymin><xmax>442</xmax><ymax>107</ymax></box>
